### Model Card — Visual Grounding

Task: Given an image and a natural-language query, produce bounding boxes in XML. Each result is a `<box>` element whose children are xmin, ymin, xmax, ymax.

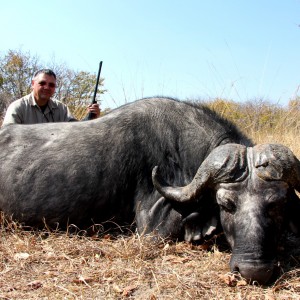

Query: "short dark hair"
<box><xmin>33</xmin><ymin>69</ymin><xmax>57</xmax><ymax>80</ymax></box>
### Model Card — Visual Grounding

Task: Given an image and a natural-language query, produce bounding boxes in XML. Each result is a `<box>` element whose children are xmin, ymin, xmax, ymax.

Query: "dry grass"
<box><xmin>0</xmin><ymin>215</ymin><xmax>300</xmax><ymax>300</ymax></box>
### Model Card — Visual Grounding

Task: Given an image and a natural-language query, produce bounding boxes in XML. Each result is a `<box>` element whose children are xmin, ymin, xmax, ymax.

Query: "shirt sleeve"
<box><xmin>2</xmin><ymin>101</ymin><xmax>23</xmax><ymax>126</ymax></box>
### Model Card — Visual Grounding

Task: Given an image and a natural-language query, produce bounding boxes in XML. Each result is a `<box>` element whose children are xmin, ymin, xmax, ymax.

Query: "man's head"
<box><xmin>31</xmin><ymin>69</ymin><xmax>57</xmax><ymax>105</ymax></box>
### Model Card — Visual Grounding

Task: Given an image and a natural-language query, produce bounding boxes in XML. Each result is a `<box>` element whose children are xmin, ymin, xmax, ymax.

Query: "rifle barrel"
<box><xmin>92</xmin><ymin>61</ymin><xmax>103</xmax><ymax>104</ymax></box>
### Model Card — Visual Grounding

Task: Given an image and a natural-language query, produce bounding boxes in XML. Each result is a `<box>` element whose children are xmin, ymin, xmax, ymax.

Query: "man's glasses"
<box><xmin>38</xmin><ymin>81</ymin><xmax>56</xmax><ymax>88</ymax></box>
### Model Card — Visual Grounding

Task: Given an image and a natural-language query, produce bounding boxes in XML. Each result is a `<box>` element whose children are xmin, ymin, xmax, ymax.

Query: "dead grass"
<box><xmin>0</xmin><ymin>215</ymin><xmax>300</xmax><ymax>300</ymax></box>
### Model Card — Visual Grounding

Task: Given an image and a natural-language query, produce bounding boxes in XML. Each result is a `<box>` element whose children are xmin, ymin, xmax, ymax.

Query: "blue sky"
<box><xmin>1</xmin><ymin>1</ymin><xmax>299</xmax><ymax>109</ymax></box>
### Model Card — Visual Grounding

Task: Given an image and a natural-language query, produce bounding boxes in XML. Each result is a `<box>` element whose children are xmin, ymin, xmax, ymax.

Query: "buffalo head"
<box><xmin>152</xmin><ymin>143</ymin><xmax>300</xmax><ymax>285</ymax></box>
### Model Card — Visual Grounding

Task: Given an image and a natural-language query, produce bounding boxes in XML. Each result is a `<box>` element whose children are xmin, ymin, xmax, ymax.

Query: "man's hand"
<box><xmin>87</xmin><ymin>103</ymin><xmax>101</xmax><ymax>118</ymax></box>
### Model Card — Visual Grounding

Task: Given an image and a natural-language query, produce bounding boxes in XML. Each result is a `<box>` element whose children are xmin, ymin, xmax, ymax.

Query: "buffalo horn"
<box><xmin>254</xmin><ymin>143</ymin><xmax>300</xmax><ymax>192</ymax></box>
<box><xmin>152</xmin><ymin>144</ymin><xmax>248</xmax><ymax>202</ymax></box>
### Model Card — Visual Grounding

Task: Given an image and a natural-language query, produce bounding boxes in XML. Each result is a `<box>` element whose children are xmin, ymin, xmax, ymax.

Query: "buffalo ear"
<box><xmin>286</xmin><ymin>190</ymin><xmax>300</xmax><ymax>235</ymax></box>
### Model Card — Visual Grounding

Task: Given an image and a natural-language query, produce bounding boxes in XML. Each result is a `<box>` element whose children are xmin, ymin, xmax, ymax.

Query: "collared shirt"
<box><xmin>2</xmin><ymin>93</ymin><xmax>76</xmax><ymax>126</ymax></box>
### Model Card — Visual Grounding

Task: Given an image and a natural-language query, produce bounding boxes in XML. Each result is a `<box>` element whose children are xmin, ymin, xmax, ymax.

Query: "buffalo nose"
<box><xmin>230</xmin><ymin>260</ymin><xmax>275</xmax><ymax>285</ymax></box>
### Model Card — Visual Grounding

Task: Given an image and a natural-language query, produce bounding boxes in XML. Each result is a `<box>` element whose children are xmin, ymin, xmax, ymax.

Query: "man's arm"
<box><xmin>2</xmin><ymin>101</ymin><xmax>23</xmax><ymax>126</ymax></box>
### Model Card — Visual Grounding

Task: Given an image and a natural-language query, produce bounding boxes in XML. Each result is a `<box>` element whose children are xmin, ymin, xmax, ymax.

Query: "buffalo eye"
<box><xmin>216</xmin><ymin>194</ymin><xmax>237</xmax><ymax>213</ymax></box>
<box><xmin>256</xmin><ymin>161</ymin><xmax>269</xmax><ymax>169</ymax></box>
<box><xmin>219</xmin><ymin>198</ymin><xmax>237</xmax><ymax>213</ymax></box>
<box><xmin>216</xmin><ymin>189</ymin><xmax>237</xmax><ymax>213</ymax></box>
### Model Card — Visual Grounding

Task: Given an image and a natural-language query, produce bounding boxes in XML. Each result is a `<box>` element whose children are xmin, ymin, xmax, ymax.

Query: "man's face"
<box><xmin>32</xmin><ymin>73</ymin><xmax>56</xmax><ymax>103</ymax></box>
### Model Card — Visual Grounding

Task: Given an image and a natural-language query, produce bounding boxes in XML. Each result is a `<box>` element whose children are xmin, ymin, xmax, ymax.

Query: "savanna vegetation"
<box><xmin>1</xmin><ymin>49</ymin><xmax>300</xmax><ymax>299</ymax></box>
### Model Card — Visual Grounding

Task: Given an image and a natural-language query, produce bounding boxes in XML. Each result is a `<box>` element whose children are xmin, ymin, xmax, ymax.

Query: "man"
<box><xmin>2</xmin><ymin>69</ymin><xmax>100</xmax><ymax>126</ymax></box>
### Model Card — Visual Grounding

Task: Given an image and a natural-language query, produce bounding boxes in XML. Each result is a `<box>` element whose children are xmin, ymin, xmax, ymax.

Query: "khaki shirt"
<box><xmin>2</xmin><ymin>93</ymin><xmax>76</xmax><ymax>126</ymax></box>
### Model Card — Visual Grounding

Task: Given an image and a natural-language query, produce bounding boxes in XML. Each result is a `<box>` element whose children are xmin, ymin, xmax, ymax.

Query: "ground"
<box><xmin>0</xmin><ymin>217</ymin><xmax>300</xmax><ymax>299</ymax></box>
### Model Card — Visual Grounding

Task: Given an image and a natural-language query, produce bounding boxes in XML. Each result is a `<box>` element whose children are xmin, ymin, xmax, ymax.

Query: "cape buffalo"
<box><xmin>0</xmin><ymin>97</ymin><xmax>299</xmax><ymax>285</ymax></box>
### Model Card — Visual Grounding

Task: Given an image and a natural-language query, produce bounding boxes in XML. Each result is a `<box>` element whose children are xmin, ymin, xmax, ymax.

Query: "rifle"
<box><xmin>88</xmin><ymin>61</ymin><xmax>103</xmax><ymax>119</ymax></box>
